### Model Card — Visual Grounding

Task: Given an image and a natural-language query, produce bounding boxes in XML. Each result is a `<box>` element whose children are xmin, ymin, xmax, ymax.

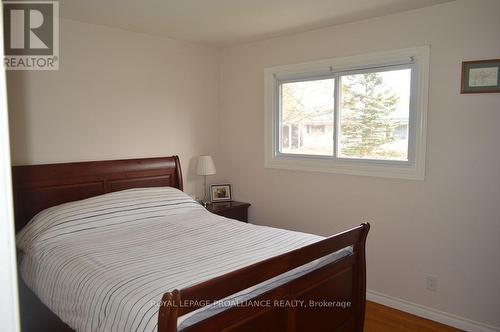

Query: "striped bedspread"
<box><xmin>16</xmin><ymin>187</ymin><xmax>344</xmax><ymax>332</ymax></box>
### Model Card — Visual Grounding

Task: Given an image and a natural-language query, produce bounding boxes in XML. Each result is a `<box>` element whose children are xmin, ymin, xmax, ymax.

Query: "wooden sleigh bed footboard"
<box><xmin>159</xmin><ymin>223</ymin><xmax>370</xmax><ymax>332</ymax></box>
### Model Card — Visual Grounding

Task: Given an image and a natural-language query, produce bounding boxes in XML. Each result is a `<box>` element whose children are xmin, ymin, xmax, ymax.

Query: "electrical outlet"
<box><xmin>426</xmin><ymin>276</ymin><xmax>437</xmax><ymax>292</ymax></box>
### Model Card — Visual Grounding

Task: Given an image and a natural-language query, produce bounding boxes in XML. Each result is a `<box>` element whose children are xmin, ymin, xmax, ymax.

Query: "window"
<box><xmin>265</xmin><ymin>47</ymin><xmax>429</xmax><ymax>180</ymax></box>
<box><xmin>281</xmin><ymin>78</ymin><xmax>334</xmax><ymax>156</ymax></box>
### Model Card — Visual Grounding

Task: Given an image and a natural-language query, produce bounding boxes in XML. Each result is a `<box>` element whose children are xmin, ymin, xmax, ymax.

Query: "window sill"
<box><xmin>264</xmin><ymin>155</ymin><xmax>424</xmax><ymax>180</ymax></box>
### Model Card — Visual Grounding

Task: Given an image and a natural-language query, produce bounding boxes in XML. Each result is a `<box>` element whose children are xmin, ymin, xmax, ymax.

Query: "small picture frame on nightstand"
<box><xmin>210</xmin><ymin>183</ymin><xmax>232</xmax><ymax>202</ymax></box>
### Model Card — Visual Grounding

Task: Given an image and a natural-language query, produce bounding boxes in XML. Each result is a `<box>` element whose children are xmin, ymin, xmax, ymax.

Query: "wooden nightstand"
<box><xmin>206</xmin><ymin>201</ymin><xmax>251</xmax><ymax>222</ymax></box>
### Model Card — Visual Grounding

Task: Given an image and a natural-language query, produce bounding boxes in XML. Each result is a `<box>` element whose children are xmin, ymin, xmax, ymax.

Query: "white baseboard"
<box><xmin>366</xmin><ymin>290</ymin><xmax>500</xmax><ymax>332</ymax></box>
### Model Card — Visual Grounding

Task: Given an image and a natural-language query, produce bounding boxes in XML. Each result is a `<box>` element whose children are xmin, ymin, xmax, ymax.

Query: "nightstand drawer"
<box><xmin>215</xmin><ymin>208</ymin><xmax>248</xmax><ymax>222</ymax></box>
<box><xmin>207</xmin><ymin>201</ymin><xmax>250</xmax><ymax>222</ymax></box>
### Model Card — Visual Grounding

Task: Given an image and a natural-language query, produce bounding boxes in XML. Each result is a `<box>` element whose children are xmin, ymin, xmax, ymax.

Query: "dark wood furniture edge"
<box><xmin>207</xmin><ymin>201</ymin><xmax>251</xmax><ymax>222</ymax></box>
<box><xmin>207</xmin><ymin>202</ymin><xmax>251</xmax><ymax>212</ymax></box>
<box><xmin>12</xmin><ymin>155</ymin><xmax>183</xmax><ymax>232</ymax></box>
<box><xmin>158</xmin><ymin>222</ymin><xmax>370</xmax><ymax>332</ymax></box>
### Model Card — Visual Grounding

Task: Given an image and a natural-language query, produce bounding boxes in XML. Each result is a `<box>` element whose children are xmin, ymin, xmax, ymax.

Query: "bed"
<box><xmin>12</xmin><ymin>156</ymin><xmax>370</xmax><ymax>332</ymax></box>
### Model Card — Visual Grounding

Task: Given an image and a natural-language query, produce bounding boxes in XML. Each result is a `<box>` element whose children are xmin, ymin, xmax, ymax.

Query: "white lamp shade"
<box><xmin>196</xmin><ymin>155</ymin><xmax>216</xmax><ymax>176</ymax></box>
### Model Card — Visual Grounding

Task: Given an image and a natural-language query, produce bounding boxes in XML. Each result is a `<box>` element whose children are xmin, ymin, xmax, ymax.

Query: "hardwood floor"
<box><xmin>364</xmin><ymin>301</ymin><xmax>462</xmax><ymax>332</ymax></box>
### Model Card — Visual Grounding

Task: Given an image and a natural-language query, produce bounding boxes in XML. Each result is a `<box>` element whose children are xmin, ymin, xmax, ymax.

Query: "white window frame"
<box><xmin>264</xmin><ymin>46</ymin><xmax>429</xmax><ymax>180</ymax></box>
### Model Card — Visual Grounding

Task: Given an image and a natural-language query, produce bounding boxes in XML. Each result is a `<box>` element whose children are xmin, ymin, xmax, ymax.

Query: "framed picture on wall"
<box><xmin>210</xmin><ymin>184</ymin><xmax>232</xmax><ymax>202</ymax></box>
<box><xmin>461</xmin><ymin>59</ymin><xmax>500</xmax><ymax>93</ymax></box>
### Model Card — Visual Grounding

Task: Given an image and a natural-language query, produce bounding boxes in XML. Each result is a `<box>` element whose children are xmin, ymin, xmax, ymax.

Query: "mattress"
<box><xmin>16</xmin><ymin>187</ymin><xmax>351</xmax><ymax>332</ymax></box>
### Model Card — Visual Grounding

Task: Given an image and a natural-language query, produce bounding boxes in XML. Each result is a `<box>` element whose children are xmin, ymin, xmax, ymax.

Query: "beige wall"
<box><xmin>6</xmin><ymin>0</ymin><xmax>500</xmax><ymax>329</ymax></box>
<box><xmin>7</xmin><ymin>19</ymin><xmax>220</xmax><ymax>195</ymax></box>
<box><xmin>217</xmin><ymin>0</ymin><xmax>500</xmax><ymax>328</ymax></box>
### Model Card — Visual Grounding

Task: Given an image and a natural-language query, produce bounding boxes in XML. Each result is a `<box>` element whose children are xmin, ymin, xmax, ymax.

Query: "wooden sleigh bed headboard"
<box><xmin>11</xmin><ymin>156</ymin><xmax>183</xmax><ymax>232</ymax></box>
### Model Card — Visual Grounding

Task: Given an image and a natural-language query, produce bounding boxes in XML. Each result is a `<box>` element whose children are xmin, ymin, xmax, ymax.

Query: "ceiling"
<box><xmin>59</xmin><ymin>0</ymin><xmax>454</xmax><ymax>46</ymax></box>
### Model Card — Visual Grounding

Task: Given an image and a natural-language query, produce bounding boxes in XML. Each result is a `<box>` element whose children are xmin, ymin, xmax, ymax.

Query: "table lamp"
<box><xmin>196</xmin><ymin>155</ymin><xmax>216</xmax><ymax>206</ymax></box>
